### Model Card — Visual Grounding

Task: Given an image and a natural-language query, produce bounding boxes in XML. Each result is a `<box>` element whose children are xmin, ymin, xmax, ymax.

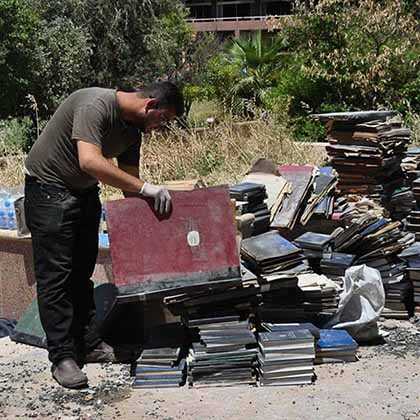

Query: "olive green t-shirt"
<box><xmin>25</xmin><ymin>87</ymin><xmax>142</xmax><ymax>192</ymax></box>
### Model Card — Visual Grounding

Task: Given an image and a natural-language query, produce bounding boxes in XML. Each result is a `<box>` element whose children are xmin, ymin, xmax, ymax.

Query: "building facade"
<box><xmin>183</xmin><ymin>0</ymin><xmax>293</xmax><ymax>37</ymax></box>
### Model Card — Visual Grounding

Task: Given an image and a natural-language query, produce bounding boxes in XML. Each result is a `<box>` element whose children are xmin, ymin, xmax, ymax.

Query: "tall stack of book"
<box><xmin>257</xmin><ymin>328</ymin><xmax>315</xmax><ymax>386</ymax></box>
<box><xmin>401</xmin><ymin>146</ymin><xmax>420</xmax><ymax>184</ymax></box>
<box><xmin>389</xmin><ymin>187</ymin><xmax>415</xmax><ymax>221</ymax></box>
<box><xmin>132</xmin><ymin>347</ymin><xmax>186</xmax><ymax>389</ymax></box>
<box><xmin>399</xmin><ymin>243</ymin><xmax>420</xmax><ymax>314</ymax></box>
<box><xmin>316</xmin><ymin>112</ymin><xmax>410</xmax><ymax>207</ymax></box>
<box><xmin>315</xmin><ymin>329</ymin><xmax>358</xmax><ymax>364</ymax></box>
<box><xmin>230</xmin><ymin>182</ymin><xmax>271</xmax><ymax>235</ymax></box>
<box><xmin>186</xmin><ymin>316</ymin><xmax>258</xmax><ymax>387</ymax></box>
<box><xmin>241</xmin><ymin>231</ymin><xmax>311</xmax><ymax>322</ymax></box>
<box><xmin>406</xmin><ymin>178</ymin><xmax>420</xmax><ymax>240</ymax></box>
<box><xmin>333</xmin><ymin>214</ymin><xmax>414</xmax><ymax>318</ymax></box>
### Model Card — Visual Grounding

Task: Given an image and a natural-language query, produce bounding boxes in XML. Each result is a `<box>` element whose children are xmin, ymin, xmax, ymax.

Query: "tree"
<box><xmin>146</xmin><ymin>4</ymin><xmax>220</xmax><ymax>116</ymax></box>
<box><xmin>31</xmin><ymin>17</ymin><xmax>92</xmax><ymax>116</ymax></box>
<box><xmin>0</xmin><ymin>0</ymin><xmax>191</xmax><ymax>119</ymax></box>
<box><xmin>0</xmin><ymin>0</ymin><xmax>39</xmax><ymax>118</ymax></box>
<box><xmin>223</xmin><ymin>31</ymin><xmax>284</xmax><ymax>109</ymax></box>
<box><xmin>270</xmin><ymin>0</ymin><xmax>420</xmax><ymax>112</ymax></box>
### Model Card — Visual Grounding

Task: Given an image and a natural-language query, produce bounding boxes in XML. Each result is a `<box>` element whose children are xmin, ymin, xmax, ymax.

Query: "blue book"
<box><xmin>317</xmin><ymin>329</ymin><xmax>358</xmax><ymax>350</ymax></box>
<box><xmin>359</xmin><ymin>218</ymin><xmax>388</xmax><ymax>238</ymax></box>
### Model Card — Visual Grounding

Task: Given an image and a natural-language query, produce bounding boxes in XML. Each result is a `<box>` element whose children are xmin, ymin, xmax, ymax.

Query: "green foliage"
<box><xmin>273</xmin><ymin>0</ymin><xmax>420</xmax><ymax>113</ymax></box>
<box><xmin>0</xmin><ymin>0</ymin><xmax>39</xmax><ymax>117</ymax></box>
<box><xmin>0</xmin><ymin>117</ymin><xmax>33</xmax><ymax>153</ymax></box>
<box><xmin>0</xmin><ymin>0</ymin><xmax>192</xmax><ymax>119</ymax></box>
<box><xmin>31</xmin><ymin>18</ymin><xmax>92</xmax><ymax>115</ymax></box>
<box><xmin>219</xmin><ymin>31</ymin><xmax>285</xmax><ymax>113</ymax></box>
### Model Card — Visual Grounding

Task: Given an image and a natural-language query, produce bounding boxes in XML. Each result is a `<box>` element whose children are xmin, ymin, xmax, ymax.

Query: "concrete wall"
<box><xmin>0</xmin><ymin>237</ymin><xmax>113</xmax><ymax>320</ymax></box>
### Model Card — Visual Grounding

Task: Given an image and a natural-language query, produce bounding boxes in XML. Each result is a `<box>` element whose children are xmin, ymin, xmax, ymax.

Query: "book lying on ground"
<box><xmin>315</xmin><ymin>329</ymin><xmax>358</xmax><ymax>364</ymax></box>
<box><xmin>257</xmin><ymin>327</ymin><xmax>315</xmax><ymax>386</ymax></box>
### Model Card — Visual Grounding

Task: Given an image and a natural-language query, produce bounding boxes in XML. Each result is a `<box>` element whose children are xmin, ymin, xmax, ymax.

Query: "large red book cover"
<box><xmin>105</xmin><ymin>186</ymin><xmax>240</xmax><ymax>294</ymax></box>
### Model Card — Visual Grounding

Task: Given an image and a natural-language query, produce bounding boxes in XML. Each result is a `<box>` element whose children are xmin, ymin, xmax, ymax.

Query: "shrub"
<box><xmin>0</xmin><ymin>117</ymin><xmax>33</xmax><ymax>154</ymax></box>
<box><xmin>270</xmin><ymin>0</ymin><xmax>420</xmax><ymax>113</ymax></box>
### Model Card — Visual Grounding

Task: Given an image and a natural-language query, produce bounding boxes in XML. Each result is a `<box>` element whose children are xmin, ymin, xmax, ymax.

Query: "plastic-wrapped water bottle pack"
<box><xmin>0</xmin><ymin>186</ymin><xmax>24</xmax><ymax>231</ymax></box>
<box><xmin>0</xmin><ymin>193</ymin><xmax>17</xmax><ymax>230</ymax></box>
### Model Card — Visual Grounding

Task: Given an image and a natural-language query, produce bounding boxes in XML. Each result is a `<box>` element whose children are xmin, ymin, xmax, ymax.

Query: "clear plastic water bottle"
<box><xmin>0</xmin><ymin>196</ymin><xmax>8</xmax><ymax>229</ymax></box>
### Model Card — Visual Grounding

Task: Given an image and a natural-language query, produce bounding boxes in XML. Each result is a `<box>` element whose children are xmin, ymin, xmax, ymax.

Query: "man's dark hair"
<box><xmin>136</xmin><ymin>81</ymin><xmax>184</xmax><ymax>117</ymax></box>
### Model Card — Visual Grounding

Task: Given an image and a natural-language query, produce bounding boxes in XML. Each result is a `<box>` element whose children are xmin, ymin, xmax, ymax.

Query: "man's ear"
<box><xmin>144</xmin><ymin>98</ymin><xmax>158</xmax><ymax>113</ymax></box>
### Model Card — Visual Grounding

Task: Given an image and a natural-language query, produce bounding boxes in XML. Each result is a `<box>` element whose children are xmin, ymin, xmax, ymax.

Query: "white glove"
<box><xmin>140</xmin><ymin>182</ymin><xmax>171</xmax><ymax>215</ymax></box>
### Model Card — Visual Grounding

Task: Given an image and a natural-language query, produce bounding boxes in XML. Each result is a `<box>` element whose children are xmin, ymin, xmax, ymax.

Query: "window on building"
<box><xmin>185</xmin><ymin>1</ymin><xmax>213</xmax><ymax>19</ymax></box>
<box><xmin>262</xmin><ymin>0</ymin><xmax>292</xmax><ymax>15</ymax></box>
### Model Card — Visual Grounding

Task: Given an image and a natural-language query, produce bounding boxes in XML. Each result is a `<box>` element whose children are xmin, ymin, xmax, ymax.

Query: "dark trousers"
<box><xmin>24</xmin><ymin>177</ymin><xmax>102</xmax><ymax>364</ymax></box>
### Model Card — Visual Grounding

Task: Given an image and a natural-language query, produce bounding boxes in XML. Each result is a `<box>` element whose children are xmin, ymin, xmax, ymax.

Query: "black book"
<box><xmin>294</xmin><ymin>232</ymin><xmax>332</xmax><ymax>250</ymax></box>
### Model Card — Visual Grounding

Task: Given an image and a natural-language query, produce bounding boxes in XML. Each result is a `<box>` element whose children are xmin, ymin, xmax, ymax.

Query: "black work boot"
<box><xmin>84</xmin><ymin>341</ymin><xmax>117</xmax><ymax>363</ymax></box>
<box><xmin>51</xmin><ymin>358</ymin><xmax>88</xmax><ymax>389</ymax></box>
<box><xmin>83</xmin><ymin>341</ymin><xmax>140</xmax><ymax>364</ymax></box>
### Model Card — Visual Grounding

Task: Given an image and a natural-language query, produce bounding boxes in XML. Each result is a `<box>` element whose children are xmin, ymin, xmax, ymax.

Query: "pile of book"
<box><xmin>230</xmin><ymin>182</ymin><xmax>270</xmax><ymax>235</ymax></box>
<box><xmin>186</xmin><ymin>316</ymin><xmax>258</xmax><ymax>387</ymax></box>
<box><xmin>315</xmin><ymin>329</ymin><xmax>358</xmax><ymax>364</ymax></box>
<box><xmin>241</xmin><ymin>231</ymin><xmax>309</xmax><ymax>281</ymax></box>
<box><xmin>257</xmin><ymin>327</ymin><xmax>315</xmax><ymax>386</ymax></box>
<box><xmin>389</xmin><ymin>187</ymin><xmax>415</xmax><ymax>220</ymax></box>
<box><xmin>294</xmin><ymin>232</ymin><xmax>333</xmax><ymax>272</ymax></box>
<box><xmin>319</xmin><ymin>252</ymin><xmax>356</xmax><ymax>286</ymax></box>
<box><xmin>241</xmin><ymin>231</ymin><xmax>312</xmax><ymax>322</ymax></box>
<box><xmin>405</xmin><ymin>178</ymin><xmax>420</xmax><ymax>240</ymax></box>
<box><xmin>165</xmin><ymin>282</ymin><xmax>261</xmax><ymax>320</ymax></box>
<box><xmin>401</xmin><ymin>146</ymin><xmax>420</xmax><ymax>184</ymax></box>
<box><xmin>399</xmin><ymin>243</ymin><xmax>420</xmax><ymax>314</ymax></box>
<box><xmin>314</xmin><ymin>111</ymin><xmax>410</xmax><ymax>207</ymax></box>
<box><xmin>297</xmin><ymin>273</ymin><xmax>340</xmax><ymax>318</ymax></box>
<box><xmin>271</xmin><ymin>165</ymin><xmax>315</xmax><ymax>230</ymax></box>
<box><xmin>132</xmin><ymin>347</ymin><xmax>186</xmax><ymax>389</ymax></box>
<box><xmin>333</xmin><ymin>214</ymin><xmax>414</xmax><ymax>318</ymax></box>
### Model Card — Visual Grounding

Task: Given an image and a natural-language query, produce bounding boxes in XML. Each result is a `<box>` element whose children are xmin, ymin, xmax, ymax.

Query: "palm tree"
<box><xmin>223</xmin><ymin>31</ymin><xmax>284</xmax><ymax>110</ymax></box>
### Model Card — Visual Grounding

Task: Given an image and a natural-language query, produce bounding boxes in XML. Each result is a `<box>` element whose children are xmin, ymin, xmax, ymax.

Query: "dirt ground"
<box><xmin>1</xmin><ymin>320</ymin><xmax>420</xmax><ymax>420</ymax></box>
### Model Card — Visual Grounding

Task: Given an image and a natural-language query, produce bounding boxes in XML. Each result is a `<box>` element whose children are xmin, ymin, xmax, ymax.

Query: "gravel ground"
<box><xmin>1</xmin><ymin>320</ymin><xmax>420</xmax><ymax>420</ymax></box>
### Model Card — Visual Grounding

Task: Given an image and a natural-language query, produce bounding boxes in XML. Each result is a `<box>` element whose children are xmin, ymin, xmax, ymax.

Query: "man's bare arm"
<box><xmin>77</xmin><ymin>141</ymin><xmax>145</xmax><ymax>193</ymax></box>
<box><xmin>117</xmin><ymin>161</ymin><xmax>141</xmax><ymax>197</ymax></box>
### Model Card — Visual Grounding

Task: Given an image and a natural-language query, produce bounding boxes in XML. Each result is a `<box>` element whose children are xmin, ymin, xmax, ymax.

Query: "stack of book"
<box><xmin>319</xmin><ymin>252</ymin><xmax>356</xmax><ymax>286</ymax></box>
<box><xmin>257</xmin><ymin>278</ymin><xmax>305</xmax><ymax>323</ymax></box>
<box><xmin>333</xmin><ymin>214</ymin><xmax>414</xmax><ymax>318</ymax></box>
<box><xmin>241</xmin><ymin>231</ymin><xmax>309</xmax><ymax>281</ymax></box>
<box><xmin>186</xmin><ymin>316</ymin><xmax>258</xmax><ymax>387</ymax></box>
<box><xmin>317</xmin><ymin>112</ymin><xmax>410</xmax><ymax>206</ymax></box>
<box><xmin>315</xmin><ymin>329</ymin><xmax>358</xmax><ymax>364</ymax></box>
<box><xmin>241</xmin><ymin>231</ymin><xmax>313</xmax><ymax>323</ymax></box>
<box><xmin>398</xmin><ymin>243</ymin><xmax>420</xmax><ymax>314</ymax></box>
<box><xmin>272</xmin><ymin>165</ymin><xmax>315</xmax><ymax>230</ymax></box>
<box><xmin>257</xmin><ymin>328</ymin><xmax>315</xmax><ymax>386</ymax></box>
<box><xmin>406</xmin><ymin>178</ymin><xmax>420</xmax><ymax>240</ymax></box>
<box><xmin>132</xmin><ymin>347</ymin><xmax>186</xmax><ymax>389</ymax></box>
<box><xmin>165</xmin><ymin>283</ymin><xmax>261</xmax><ymax>320</ymax></box>
<box><xmin>389</xmin><ymin>187</ymin><xmax>415</xmax><ymax>220</ymax></box>
<box><xmin>261</xmin><ymin>322</ymin><xmax>320</xmax><ymax>339</ymax></box>
<box><xmin>230</xmin><ymin>182</ymin><xmax>271</xmax><ymax>235</ymax></box>
<box><xmin>299</xmin><ymin>166</ymin><xmax>338</xmax><ymax>226</ymax></box>
<box><xmin>294</xmin><ymin>232</ymin><xmax>333</xmax><ymax>272</ymax></box>
<box><xmin>401</xmin><ymin>146</ymin><xmax>420</xmax><ymax>184</ymax></box>
<box><xmin>298</xmin><ymin>273</ymin><xmax>340</xmax><ymax>318</ymax></box>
